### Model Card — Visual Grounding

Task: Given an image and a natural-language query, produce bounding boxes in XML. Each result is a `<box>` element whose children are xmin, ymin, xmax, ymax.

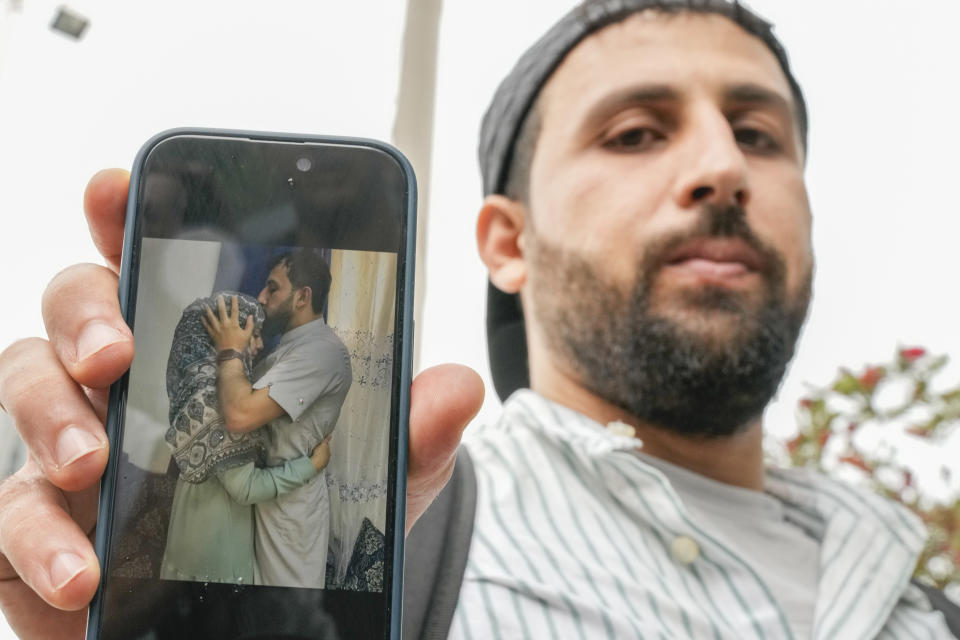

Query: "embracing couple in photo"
<box><xmin>160</xmin><ymin>249</ymin><xmax>352</xmax><ymax>589</ymax></box>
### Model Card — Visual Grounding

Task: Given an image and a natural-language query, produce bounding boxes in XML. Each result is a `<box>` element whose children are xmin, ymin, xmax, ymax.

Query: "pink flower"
<box><xmin>786</xmin><ymin>435</ymin><xmax>804</xmax><ymax>455</ymax></box>
<box><xmin>839</xmin><ymin>453</ymin><xmax>872</xmax><ymax>473</ymax></box>
<box><xmin>858</xmin><ymin>367</ymin><xmax>884</xmax><ymax>391</ymax></box>
<box><xmin>900</xmin><ymin>347</ymin><xmax>926</xmax><ymax>362</ymax></box>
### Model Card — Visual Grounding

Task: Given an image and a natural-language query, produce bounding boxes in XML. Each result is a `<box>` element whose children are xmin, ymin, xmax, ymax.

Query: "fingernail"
<box><xmin>76</xmin><ymin>321</ymin><xmax>127</xmax><ymax>363</ymax></box>
<box><xmin>49</xmin><ymin>552</ymin><xmax>87</xmax><ymax>591</ymax></box>
<box><xmin>56</xmin><ymin>425</ymin><xmax>106</xmax><ymax>469</ymax></box>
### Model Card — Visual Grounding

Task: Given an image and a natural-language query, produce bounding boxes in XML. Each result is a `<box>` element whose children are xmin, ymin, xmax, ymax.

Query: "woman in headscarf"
<box><xmin>160</xmin><ymin>292</ymin><xmax>329</xmax><ymax>584</ymax></box>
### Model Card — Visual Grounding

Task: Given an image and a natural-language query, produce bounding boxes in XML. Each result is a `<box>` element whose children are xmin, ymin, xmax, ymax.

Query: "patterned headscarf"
<box><xmin>165</xmin><ymin>292</ymin><xmax>267</xmax><ymax>483</ymax></box>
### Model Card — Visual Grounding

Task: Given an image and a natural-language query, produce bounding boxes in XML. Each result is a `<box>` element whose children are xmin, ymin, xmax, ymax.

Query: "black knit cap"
<box><xmin>480</xmin><ymin>0</ymin><xmax>808</xmax><ymax>402</ymax></box>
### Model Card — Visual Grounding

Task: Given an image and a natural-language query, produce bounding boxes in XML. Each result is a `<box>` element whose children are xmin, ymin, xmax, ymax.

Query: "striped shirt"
<box><xmin>450</xmin><ymin>390</ymin><xmax>952</xmax><ymax>639</ymax></box>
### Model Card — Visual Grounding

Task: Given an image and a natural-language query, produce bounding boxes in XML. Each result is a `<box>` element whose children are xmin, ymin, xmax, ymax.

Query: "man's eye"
<box><xmin>735</xmin><ymin>128</ymin><xmax>779</xmax><ymax>153</ymax></box>
<box><xmin>603</xmin><ymin>127</ymin><xmax>663</xmax><ymax>151</ymax></box>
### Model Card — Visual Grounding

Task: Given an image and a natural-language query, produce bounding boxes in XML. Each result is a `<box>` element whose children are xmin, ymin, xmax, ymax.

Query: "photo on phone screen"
<box><xmin>88</xmin><ymin>132</ymin><xmax>413</xmax><ymax>640</ymax></box>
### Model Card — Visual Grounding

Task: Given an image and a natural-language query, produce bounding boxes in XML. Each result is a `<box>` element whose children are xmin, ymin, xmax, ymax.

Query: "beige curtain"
<box><xmin>325</xmin><ymin>249</ymin><xmax>397</xmax><ymax>584</ymax></box>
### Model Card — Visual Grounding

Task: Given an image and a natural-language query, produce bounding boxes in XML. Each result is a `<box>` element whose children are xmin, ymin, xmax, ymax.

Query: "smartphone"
<box><xmin>87</xmin><ymin>129</ymin><xmax>415</xmax><ymax>639</ymax></box>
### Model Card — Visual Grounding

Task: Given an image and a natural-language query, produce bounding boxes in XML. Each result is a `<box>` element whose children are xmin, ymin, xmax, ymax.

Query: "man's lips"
<box><xmin>659</xmin><ymin>238</ymin><xmax>765</xmax><ymax>281</ymax></box>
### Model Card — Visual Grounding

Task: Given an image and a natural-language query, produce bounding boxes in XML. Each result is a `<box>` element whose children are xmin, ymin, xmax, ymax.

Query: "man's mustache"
<box><xmin>642</xmin><ymin>204</ymin><xmax>786</xmax><ymax>284</ymax></box>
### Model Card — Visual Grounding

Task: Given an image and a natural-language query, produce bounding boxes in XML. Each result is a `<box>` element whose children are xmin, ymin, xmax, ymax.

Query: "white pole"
<box><xmin>391</xmin><ymin>0</ymin><xmax>443</xmax><ymax>373</ymax></box>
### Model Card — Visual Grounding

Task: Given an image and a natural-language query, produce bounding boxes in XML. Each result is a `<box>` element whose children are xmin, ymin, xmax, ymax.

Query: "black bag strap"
<box><xmin>402</xmin><ymin>447</ymin><xmax>478</xmax><ymax>640</ymax></box>
<box><xmin>911</xmin><ymin>580</ymin><xmax>960</xmax><ymax>638</ymax></box>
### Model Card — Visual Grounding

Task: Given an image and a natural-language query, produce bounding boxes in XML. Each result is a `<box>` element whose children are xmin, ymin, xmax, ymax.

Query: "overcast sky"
<box><xmin>1</xmin><ymin>0</ymin><xmax>960</xmax><ymax>634</ymax></box>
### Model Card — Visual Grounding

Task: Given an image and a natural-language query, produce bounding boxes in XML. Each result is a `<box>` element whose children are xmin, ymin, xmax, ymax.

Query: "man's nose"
<box><xmin>672</xmin><ymin>109</ymin><xmax>750</xmax><ymax>210</ymax></box>
<box><xmin>257</xmin><ymin>289</ymin><xmax>268</xmax><ymax>305</ymax></box>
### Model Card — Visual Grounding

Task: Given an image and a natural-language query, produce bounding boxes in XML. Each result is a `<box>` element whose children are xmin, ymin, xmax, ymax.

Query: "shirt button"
<box><xmin>605</xmin><ymin>420</ymin><xmax>636</xmax><ymax>438</ymax></box>
<box><xmin>670</xmin><ymin>536</ymin><xmax>700</xmax><ymax>565</ymax></box>
<box><xmin>298</xmin><ymin>398</ymin><xmax>304</xmax><ymax>405</ymax></box>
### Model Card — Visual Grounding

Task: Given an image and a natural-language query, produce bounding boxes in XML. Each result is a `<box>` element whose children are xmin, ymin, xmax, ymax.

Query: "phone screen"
<box><xmin>88</xmin><ymin>131</ymin><xmax>414</xmax><ymax>639</ymax></box>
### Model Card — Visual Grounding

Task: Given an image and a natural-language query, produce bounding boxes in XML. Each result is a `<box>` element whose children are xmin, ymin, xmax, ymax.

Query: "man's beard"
<box><xmin>528</xmin><ymin>204</ymin><xmax>811</xmax><ymax>439</ymax></box>
<box><xmin>261</xmin><ymin>295</ymin><xmax>294</xmax><ymax>341</ymax></box>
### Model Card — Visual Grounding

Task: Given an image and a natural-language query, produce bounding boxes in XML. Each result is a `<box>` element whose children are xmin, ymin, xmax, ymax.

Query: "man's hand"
<box><xmin>0</xmin><ymin>169</ymin><xmax>132</xmax><ymax>640</ymax></box>
<box><xmin>201</xmin><ymin>295</ymin><xmax>255</xmax><ymax>353</ymax></box>
<box><xmin>405</xmin><ymin>364</ymin><xmax>483</xmax><ymax>533</ymax></box>
<box><xmin>0</xmin><ymin>169</ymin><xmax>484</xmax><ymax>639</ymax></box>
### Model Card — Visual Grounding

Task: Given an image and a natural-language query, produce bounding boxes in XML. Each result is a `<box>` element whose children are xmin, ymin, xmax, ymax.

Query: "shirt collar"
<box><xmin>501</xmin><ymin>388</ymin><xmax>926</xmax><ymax>549</ymax></box>
<box><xmin>277</xmin><ymin>317</ymin><xmax>326</xmax><ymax>346</ymax></box>
<box><xmin>501</xmin><ymin>389</ymin><xmax>645</xmax><ymax>456</ymax></box>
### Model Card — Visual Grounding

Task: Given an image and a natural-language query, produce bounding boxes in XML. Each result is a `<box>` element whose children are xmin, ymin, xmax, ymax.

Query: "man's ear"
<box><xmin>477</xmin><ymin>195</ymin><xmax>528</xmax><ymax>294</ymax></box>
<box><xmin>295</xmin><ymin>286</ymin><xmax>312</xmax><ymax>311</ymax></box>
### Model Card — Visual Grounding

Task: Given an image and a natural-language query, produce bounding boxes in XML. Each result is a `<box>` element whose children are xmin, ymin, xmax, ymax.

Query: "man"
<box><xmin>202</xmin><ymin>250</ymin><xmax>352</xmax><ymax>588</ymax></box>
<box><xmin>0</xmin><ymin>0</ymin><xmax>953</xmax><ymax>638</ymax></box>
<box><xmin>433</xmin><ymin>2</ymin><xmax>951</xmax><ymax>637</ymax></box>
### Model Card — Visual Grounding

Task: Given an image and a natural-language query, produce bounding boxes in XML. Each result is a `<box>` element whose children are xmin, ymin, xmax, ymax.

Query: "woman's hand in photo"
<box><xmin>201</xmin><ymin>295</ymin><xmax>255</xmax><ymax>353</ymax></box>
<box><xmin>309</xmin><ymin>440</ymin><xmax>332</xmax><ymax>472</ymax></box>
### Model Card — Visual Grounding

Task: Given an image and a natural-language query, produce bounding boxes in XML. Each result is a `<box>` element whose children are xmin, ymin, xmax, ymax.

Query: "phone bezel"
<box><xmin>86</xmin><ymin>128</ymin><xmax>416</xmax><ymax>640</ymax></box>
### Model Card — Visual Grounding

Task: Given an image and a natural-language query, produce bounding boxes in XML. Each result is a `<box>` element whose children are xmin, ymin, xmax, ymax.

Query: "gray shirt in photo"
<box><xmin>251</xmin><ymin>318</ymin><xmax>352</xmax><ymax>588</ymax></box>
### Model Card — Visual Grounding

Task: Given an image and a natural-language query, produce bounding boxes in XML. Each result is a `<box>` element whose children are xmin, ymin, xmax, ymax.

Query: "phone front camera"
<box><xmin>296</xmin><ymin>157</ymin><xmax>312</xmax><ymax>172</ymax></box>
